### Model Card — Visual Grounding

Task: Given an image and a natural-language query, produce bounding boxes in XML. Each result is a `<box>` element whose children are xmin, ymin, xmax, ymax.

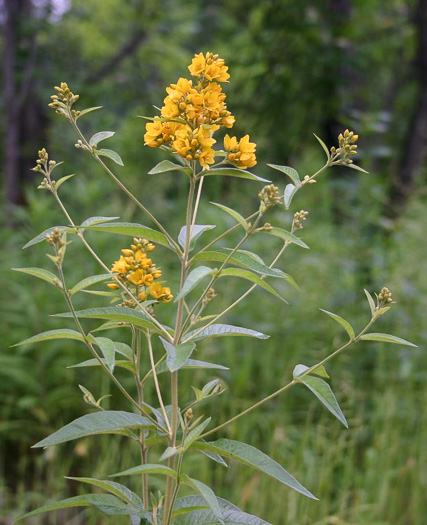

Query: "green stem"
<box><xmin>198</xmin><ymin>316</ymin><xmax>377</xmax><ymax>440</ymax></box>
<box><xmin>70</xmin><ymin>118</ymin><xmax>181</xmax><ymax>254</ymax></box>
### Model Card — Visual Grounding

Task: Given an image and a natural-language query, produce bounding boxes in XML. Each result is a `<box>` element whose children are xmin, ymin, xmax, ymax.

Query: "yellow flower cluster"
<box><xmin>144</xmin><ymin>52</ymin><xmax>256</xmax><ymax>170</ymax></box>
<box><xmin>107</xmin><ymin>238</ymin><xmax>173</xmax><ymax>303</ymax></box>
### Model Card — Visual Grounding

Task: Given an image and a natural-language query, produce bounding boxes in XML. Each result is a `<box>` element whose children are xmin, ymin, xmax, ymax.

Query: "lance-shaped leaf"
<box><xmin>313</xmin><ymin>133</ymin><xmax>331</xmax><ymax>161</ymax></box>
<box><xmin>359</xmin><ymin>333</ymin><xmax>417</xmax><ymax>347</ymax></box>
<box><xmin>201</xmin><ymin>167</ymin><xmax>270</xmax><ymax>183</ymax></box>
<box><xmin>94</xmin><ymin>337</ymin><xmax>116</xmax><ymax>372</ymax></box>
<box><xmin>178</xmin><ymin>224</ymin><xmax>216</xmax><ymax>251</ymax></box>
<box><xmin>23</xmin><ymin>226</ymin><xmax>69</xmax><ymax>249</ymax></box>
<box><xmin>293</xmin><ymin>363</ymin><xmax>329</xmax><ymax>379</ymax></box>
<box><xmin>53</xmin><ymin>306</ymin><xmax>164</xmax><ymax>334</ymax></box>
<box><xmin>96</xmin><ymin>148</ymin><xmax>124</xmax><ymax>166</ymax></box>
<box><xmin>12</xmin><ymin>267</ymin><xmax>61</xmax><ymax>287</ymax></box>
<box><xmin>284</xmin><ymin>183</ymin><xmax>299</xmax><ymax>209</ymax></box>
<box><xmin>76</xmin><ymin>105</ymin><xmax>103</xmax><ymax>119</ymax></box>
<box><xmin>293</xmin><ymin>365</ymin><xmax>348</xmax><ymax>427</ymax></box>
<box><xmin>80</xmin><ymin>216</ymin><xmax>120</xmax><ymax>227</ymax></box>
<box><xmin>110</xmin><ymin>463</ymin><xmax>178</xmax><ymax>479</ymax></box>
<box><xmin>14</xmin><ymin>494</ymin><xmax>132</xmax><ymax>521</ymax></box>
<box><xmin>184</xmin><ymin>324</ymin><xmax>268</xmax><ymax>342</ymax></box>
<box><xmin>160</xmin><ymin>337</ymin><xmax>196</xmax><ymax>372</ymax></box>
<box><xmin>267</xmin><ymin>164</ymin><xmax>300</xmax><ymax>185</ymax></box>
<box><xmin>218</xmin><ymin>268</ymin><xmax>286</xmax><ymax>303</ymax></box>
<box><xmin>66</xmin><ymin>477</ymin><xmax>143</xmax><ymax>508</ymax></box>
<box><xmin>55</xmin><ymin>173</ymin><xmax>75</xmax><ymax>190</ymax></box>
<box><xmin>210</xmin><ymin>202</ymin><xmax>248</xmax><ymax>231</ymax></box>
<box><xmin>256</xmin><ymin>227</ymin><xmax>309</xmax><ymax>249</ymax></box>
<box><xmin>173</xmin><ymin>495</ymin><xmax>239</xmax><ymax>517</ymax></box>
<box><xmin>319</xmin><ymin>309</ymin><xmax>355</xmax><ymax>340</ymax></box>
<box><xmin>180</xmin><ymin>474</ymin><xmax>224</xmax><ymax>524</ymax></box>
<box><xmin>174</xmin><ymin>508</ymin><xmax>272</xmax><ymax>524</ymax></box>
<box><xmin>11</xmin><ymin>329</ymin><xmax>86</xmax><ymax>348</ymax></box>
<box><xmin>69</xmin><ymin>273</ymin><xmax>112</xmax><ymax>296</ymax></box>
<box><xmin>148</xmin><ymin>160</ymin><xmax>192</xmax><ymax>176</ymax></box>
<box><xmin>183</xmin><ymin>418</ymin><xmax>211</xmax><ymax>451</ymax></box>
<box><xmin>89</xmin><ymin>130</ymin><xmax>115</xmax><ymax>146</ymax></box>
<box><xmin>156</xmin><ymin>359</ymin><xmax>229</xmax><ymax>374</ymax></box>
<box><xmin>347</xmin><ymin>163</ymin><xmax>368</xmax><ymax>174</ymax></box>
<box><xmin>364</xmin><ymin>289</ymin><xmax>376</xmax><ymax>315</ymax></box>
<box><xmin>191</xmin><ymin>439</ymin><xmax>316</xmax><ymax>499</ymax></box>
<box><xmin>81</xmin><ymin>222</ymin><xmax>169</xmax><ymax>248</ymax></box>
<box><xmin>174</xmin><ymin>266</ymin><xmax>216</xmax><ymax>302</ymax></box>
<box><xmin>68</xmin><ymin>358</ymin><xmax>135</xmax><ymax>373</ymax></box>
<box><xmin>33</xmin><ymin>411</ymin><xmax>156</xmax><ymax>448</ymax></box>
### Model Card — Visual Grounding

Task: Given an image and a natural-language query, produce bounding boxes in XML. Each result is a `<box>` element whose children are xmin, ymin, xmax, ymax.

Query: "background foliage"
<box><xmin>1</xmin><ymin>0</ymin><xmax>426</xmax><ymax>523</ymax></box>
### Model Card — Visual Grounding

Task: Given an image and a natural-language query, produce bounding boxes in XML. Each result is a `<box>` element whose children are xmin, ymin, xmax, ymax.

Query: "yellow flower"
<box><xmin>107</xmin><ymin>283</ymin><xmax>120</xmax><ymax>290</ymax></box>
<box><xmin>172</xmin><ymin>126</ymin><xmax>216</xmax><ymax>169</ymax></box>
<box><xmin>127</xmin><ymin>269</ymin><xmax>145</xmax><ymax>286</ymax></box>
<box><xmin>189</xmin><ymin>52</ymin><xmax>230</xmax><ymax>83</ymax></box>
<box><xmin>149</xmin><ymin>283</ymin><xmax>174</xmax><ymax>302</ymax></box>
<box><xmin>111</xmin><ymin>255</ymin><xmax>130</xmax><ymax>275</ymax></box>
<box><xmin>144</xmin><ymin>120</ymin><xmax>164</xmax><ymax>147</ymax></box>
<box><xmin>224</xmin><ymin>134</ymin><xmax>257</xmax><ymax>169</ymax></box>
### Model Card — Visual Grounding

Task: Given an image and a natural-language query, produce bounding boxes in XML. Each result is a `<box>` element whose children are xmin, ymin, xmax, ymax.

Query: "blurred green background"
<box><xmin>1</xmin><ymin>0</ymin><xmax>426</xmax><ymax>523</ymax></box>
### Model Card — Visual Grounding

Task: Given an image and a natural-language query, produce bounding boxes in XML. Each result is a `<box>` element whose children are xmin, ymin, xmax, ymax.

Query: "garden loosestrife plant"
<box><xmin>13</xmin><ymin>53</ymin><xmax>416</xmax><ymax>525</ymax></box>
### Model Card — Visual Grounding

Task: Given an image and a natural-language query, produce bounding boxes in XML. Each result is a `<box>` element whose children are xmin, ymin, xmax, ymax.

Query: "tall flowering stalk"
<box><xmin>13</xmin><ymin>53</ymin><xmax>415</xmax><ymax>525</ymax></box>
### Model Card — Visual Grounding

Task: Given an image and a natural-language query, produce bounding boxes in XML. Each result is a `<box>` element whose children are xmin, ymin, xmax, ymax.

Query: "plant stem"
<box><xmin>198</xmin><ymin>317</ymin><xmax>377</xmax><ymax>440</ymax></box>
<box><xmin>49</xmin><ymin>186</ymin><xmax>173</xmax><ymax>342</ymax></box>
<box><xmin>146</xmin><ymin>331</ymin><xmax>171</xmax><ymax>434</ymax></box>
<box><xmin>162</xmin><ymin>176</ymin><xmax>196</xmax><ymax>524</ymax></box>
<box><xmin>56</xmin><ymin>263</ymin><xmax>164</xmax><ymax>431</ymax></box>
<box><xmin>70</xmin><ymin>118</ymin><xmax>181</xmax><ymax>254</ymax></box>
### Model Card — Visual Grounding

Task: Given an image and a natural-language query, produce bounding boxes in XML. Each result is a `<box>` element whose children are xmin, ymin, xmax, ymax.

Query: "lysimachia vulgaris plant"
<box><xmin>13</xmin><ymin>52</ymin><xmax>416</xmax><ymax>524</ymax></box>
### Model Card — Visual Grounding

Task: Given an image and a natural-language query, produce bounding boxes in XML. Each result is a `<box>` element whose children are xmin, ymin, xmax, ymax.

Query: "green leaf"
<box><xmin>33</xmin><ymin>411</ymin><xmax>155</xmax><ymax>448</ymax></box>
<box><xmin>191</xmin><ymin>250</ymin><xmax>294</xmax><ymax>283</ymax></box>
<box><xmin>80</xmin><ymin>216</ymin><xmax>120</xmax><ymax>227</ymax></box>
<box><xmin>210</xmin><ymin>202</ymin><xmax>248</xmax><ymax>231</ymax></box>
<box><xmin>359</xmin><ymin>333</ymin><xmax>417</xmax><ymax>347</ymax></box>
<box><xmin>68</xmin><ymin>358</ymin><xmax>135</xmax><ymax>373</ymax></box>
<box><xmin>11</xmin><ymin>329</ymin><xmax>86</xmax><ymax>348</ymax></box>
<box><xmin>110</xmin><ymin>463</ymin><xmax>177</xmax><ymax>479</ymax></box>
<box><xmin>81</xmin><ymin>222</ymin><xmax>169</xmax><ymax>248</ymax></box>
<box><xmin>202</xmin><ymin>167</ymin><xmax>270</xmax><ymax>183</ymax></box>
<box><xmin>218</xmin><ymin>268</ymin><xmax>286</xmax><ymax>303</ymax></box>
<box><xmin>293</xmin><ymin>363</ymin><xmax>329</xmax><ymax>379</ymax></box>
<box><xmin>77</xmin><ymin>106</ymin><xmax>103</xmax><ymax>118</ymax></box>
<box><xmin>69</xmin><ymin>273</ymin><xmax>112</xmax><ymax>296</ymax></box>
<box><xmin>180</xmin><ymin>474</ymin><xmax>224</xmax><ymax>523</ymax></box>
<box><xmin>156</xmin><ymin>359</ymin><xmax>229</xmax><ymax>374</ymax></box>
<box><xmin>200</xmin><ymin>449</ymin><xmax>229</xmax><ymax>468</ymax></box>
<box><xmin>23</xmin><ymin>226</ymin><xmax>69</xmax><ymax>249</ymax></box>
<box><xmin>160</xmin><ymin>338</ymin><xmax>196</xmax><ymax>372</ymax></box>
<box><xmin>53</xmin><ymin>306</ymin><xmax>165</xmax><ymax>334</ymax></box>
<box><xmin>96</xmin><ymin>148</ymin><xmax>124</xmax><ymax>166</ymax></box>
<box><xmin>94</xmin><ymin>337</ymin><xmax>116</xmax><ymax>372</ymax></box>
<box><xmin>174</xmin><ymin>508</ymin><xmax>271</xmax><ymax>524</ymax></box>
<box><xmin>192</xmin><ymin>439</ymin><xmax>316</xmax><ymax>500</ymax></box>
<box><xmin>283</xmin><ymin>183</ymin><xmax>299</xmax><ymax>209</ymax></box>
<box><xmin>12</xmin><ymin>267</ymin><xmax>61</xmax><ymax>287</ymax></box>
<box><xmin>66</xmin><ymin>477</ymin><xmax>143</xmax><ymax>508</ymax></box>
<box><xmin>148</xmin><ymin>160</ymin><xmax>191</xmax><ymax>176</ymax></box>
<box><xmin>313</xmin><ymin>133</ymin><xmax>331</xmax><ymax>161</ymax></box>
<box><xmin>174</xmin><ymin>266</ymin><xmax>215</xmax><ymax>302</ymax></box>
<box><xmin>294</xmin><ymin>371</ymin><xmax>348</xmax><ymax>427</ymax></box>
<box><xmin>55</xmin><ymin>173</ymin><xmax>75</xmax><ymax>190</ymax></box>
<box><xmin>14</xmin><ymin>494</ymin><xmax>131</xmax><ymax>521</ymax></box>
<box><xmin>267</xmin><ymin>164</ymin><xmax>300</xmax><ymax>185</ymax></box>
<box><xmin>178</xmin><ymin>225</ymin><xmax>216</xmax><ymax>251</ymax></box>
<box><xmin>183</xmin><ymin>418</ymin><xmax>211</xmax><ymax>451</ymax></box>
<box><xmin>89</xmin><ymin>131</ymin><xmax>115</xmax><ymax>147</ymax></box>
<box><xmin>319</xmin><ymin>309</ymin><xmax>355</xmax><ymax>340</ymax></box>
<box><xmin>347</xmin><ymin>163</ymin><xmax>368</xmax><ymax>174</ymax></box>
<box><xmin>184</xmin><ymin>324</ymin><xmax>268</xmax><ymax>342</ymax></box>
<box><xmin>258</xmin><ymin>227</ymin><xmax>309</xmax><ymax>249</ymax></box>
<box><xmin>364</xmin><ymin>289</ymin><xmax>376</xmax><ymax>316</ymax></box>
